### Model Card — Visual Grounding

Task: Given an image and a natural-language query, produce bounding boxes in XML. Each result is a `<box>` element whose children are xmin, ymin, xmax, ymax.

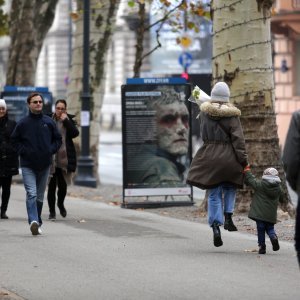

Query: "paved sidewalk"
<box><xmin>65</xmin><ymin>183</ymin><xmax>295</xmax><ymax>243</ymax></box>
<box><xmin>1</xmin><ymin>184</ymin><xmax>299</xmax><ymax>300</ymax></box>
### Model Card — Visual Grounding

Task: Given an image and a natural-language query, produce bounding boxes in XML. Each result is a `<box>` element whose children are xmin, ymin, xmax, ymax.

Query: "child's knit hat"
<box><xmin>262</xmin><ymin>167</ymin><xmax>281</xmax><ymax>183</ymax></box>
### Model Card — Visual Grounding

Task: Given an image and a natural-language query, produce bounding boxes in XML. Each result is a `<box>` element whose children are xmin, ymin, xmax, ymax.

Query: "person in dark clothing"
<box><xmin>11</xmin><ymin>93</ymin><xmax>62</xmax><ymax>235</ymax></box>
<box><xmin>282</xmin><ymin>110</ymin><xmax>300</xmax><ymax>267</ymax></box>
<box><xmin>244</xmin><ymin>166</ymin><xmax>284</xmax><ymax>254</ymax></box>
<box><xmin>0</xmin><ymin>99</ymin><xmax>19</xmax><ymax>219</ymax></box>
<box><xmin>47</xmin><ymin>99</ymin><xmax>79</xmax><ymax>220</ymax></box>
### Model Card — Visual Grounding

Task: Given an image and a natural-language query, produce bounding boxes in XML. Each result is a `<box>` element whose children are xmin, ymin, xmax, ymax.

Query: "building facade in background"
<box><xmin>0</xmin><ymin>0</ymin><xmax>299</xmax><ymax>150</ymax></box>
<box><xmin>272</xmin><ymin>0</ymin><xmax>300</xmax><ymax>148</ymax></box>
<box><xmin>35</xmin><ymin>0</ymin><xmax>72</xmax><ymax>99</ymax></box>
<box><xmin>101</xmin><ymin>0</ymin><xmax>212</xmax><ymax>130</ymax></box>
<box><xmin>0</xmin><ymin>0</ymin><xmax>72</xmax><ymax>99</ymax></box>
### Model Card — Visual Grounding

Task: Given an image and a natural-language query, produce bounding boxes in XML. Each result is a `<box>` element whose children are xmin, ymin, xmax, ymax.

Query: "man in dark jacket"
<box><xmin>282</xmin><ymin>110</ymin><xmax>300</xmax><ymax>267</ymax></box>
<box><xmin>11</xmin><ymin>93</ymin><xmax>62</xmax><ymax>235</ymax></box>
<box><xmin>0</xmin><ymin>99</ymin><xmax>19</xmax><ymax>219</ymax></box>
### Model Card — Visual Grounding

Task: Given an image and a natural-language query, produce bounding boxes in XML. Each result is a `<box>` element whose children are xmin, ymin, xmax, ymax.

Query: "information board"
<box><xmin>121</xmin><ymin>79</ymin><xmax>193</xmax><ymax>207</ymax></box>
<box><xmin>0</xmin><ymin>86</ymin><xmax>53</xmax><ymax>122</ymax></box>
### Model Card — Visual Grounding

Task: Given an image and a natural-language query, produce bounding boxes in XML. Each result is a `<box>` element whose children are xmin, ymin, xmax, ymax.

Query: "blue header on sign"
<box><xmin>126</xmin><ymin>77</ymin><xmax>187</xmax><ymax>85</ymax></box>
<box><xmin>4</xmin><ymin>86</ymin><xmax>49</xmax><ymax>92</ymax></box>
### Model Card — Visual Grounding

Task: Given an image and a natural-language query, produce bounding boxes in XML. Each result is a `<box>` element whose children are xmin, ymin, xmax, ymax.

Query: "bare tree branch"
<box><xmin>145</xmin><ymin>0</ymin><xmax>185</xmax><ymax>31</ymax></box>
<box><xmin>141</xmin><ymin>18</ymin><xmax>164</xmax><ymax>61</ymax></box>
<box><xmin>134</xmin><ymin>0</ymin><xmax>185</xmax><ymax>74</ymax></box>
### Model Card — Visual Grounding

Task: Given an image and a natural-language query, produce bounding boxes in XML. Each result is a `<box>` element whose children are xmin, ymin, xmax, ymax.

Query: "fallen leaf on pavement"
<box><xmin>0</xmin><ymin>291</ymin><xmax>9</xmax><ymax>296</ymax></box>
<box><xmin>244</xmin><ymin>248</ymin><xmax>258</xmax><ymax>252</ymax></box>
<box><xmin>70</xmin><ymin>192</ymin><xmax>84</xmax><ymax>197</ymax></box>
<box><xmin>109</xmin><ymin>201</ymin><xmax>120</xmax><ymax>206</ymax></box>
<box><xmin>92</xmin><ymin>196</ymin><xmax>103</xmax><ymax>201</ymax></box>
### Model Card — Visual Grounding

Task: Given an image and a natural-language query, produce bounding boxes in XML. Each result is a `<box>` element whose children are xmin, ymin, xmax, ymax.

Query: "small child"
<box><xmin>243</xmin><ymin>166</ymin><xmax>284</xmax><ymax>254</ymax></box>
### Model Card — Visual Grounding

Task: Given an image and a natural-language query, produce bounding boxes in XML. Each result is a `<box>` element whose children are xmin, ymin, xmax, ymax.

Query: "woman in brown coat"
<box><xmin>187</xmin><ymin>82</ymin><xmax>248</xmax><ymax>247</ymax></box>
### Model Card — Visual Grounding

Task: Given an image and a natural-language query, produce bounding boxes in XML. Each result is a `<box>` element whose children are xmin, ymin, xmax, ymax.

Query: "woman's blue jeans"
<box><xmin>208</xmin><ymin>184</ymin><xmax>236</xmax><ymax>226</ymax></box>
<box><xmin>255</xmin><ymin>220</ymin><xmax>276</xmax><ymax>246</ymax></box>
<box><xmin>22</xmin><ymin>166</ymin><xmax>50</xmax><ymax>225</ymax></box>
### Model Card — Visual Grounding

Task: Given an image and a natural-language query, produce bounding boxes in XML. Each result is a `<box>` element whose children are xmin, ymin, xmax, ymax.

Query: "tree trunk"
<box><xmin>133</xmin><ymin>2</ymin><xmax>146</xmax><ymax>78</ymax></box>
<box><xmin>6</xmin><ymin>0</ymin><xmax>59</xmax><ymax>86</ymax></box>
<box><xmin>211</xmin><ymin>0</ymin><xmax>293</xmax><ymax>214</ymax></box>
<box><xmin>67</xmin><ymin>0</ymin><xmax>120</xmax><ymax>182</ymax></box>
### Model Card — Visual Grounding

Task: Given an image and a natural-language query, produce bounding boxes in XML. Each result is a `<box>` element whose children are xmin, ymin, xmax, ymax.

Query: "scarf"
<box><xmin>50</xmin><ymin>116</ymin><xmax>72</xmax><ymax>184</ymax></box>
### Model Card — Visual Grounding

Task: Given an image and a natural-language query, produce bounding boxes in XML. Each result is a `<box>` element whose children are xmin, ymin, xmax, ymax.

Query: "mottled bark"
<box><xmin>133</xmin><ymin>2</ymin><xmax>146</xmax><ymax>78</ymax></box>
<box><xmin>67</xmin><ymin>0</ymin><xmax>120</xmax><ymax>182</ymax></box>
<box><xmin>211</xmin><ymin>0</ymin><xmax>293</xmax><ymax>215</ymax></box>
<box><xmin>6</xmin><ymin>0</ymin><xmax>59</xmax><ymax>86</ymax></box>
<box><xmin>131</xmin><ymin>0</ymin><xmax>184</xmax><ymax>78</ymax></box>
<box><xmin>0</xmin><ymin>0</ymin><xmax>8</xmax><ymax>36</ymax></box>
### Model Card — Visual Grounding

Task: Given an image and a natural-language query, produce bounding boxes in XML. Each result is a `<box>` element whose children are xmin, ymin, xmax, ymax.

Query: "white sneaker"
<box><xmin>30</xmin><ymin>221</ymin><xmax>39</xmax><ymax>236</ymax></box>
<box><xmin>38</xmin><ymin>226</ymin><xmax>42</xmax><ymax>235</ymax></box>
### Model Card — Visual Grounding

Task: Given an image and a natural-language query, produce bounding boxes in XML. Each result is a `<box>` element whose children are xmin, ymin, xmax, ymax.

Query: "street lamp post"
<box><xmin>74</xmin><ymin>0</ymin><xmax>97</xmax><ymax>188</ymax></box>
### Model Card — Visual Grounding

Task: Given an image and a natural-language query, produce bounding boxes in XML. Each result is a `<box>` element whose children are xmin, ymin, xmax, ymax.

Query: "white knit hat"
<box><xmin>211</xmin><ymin>82</ymin><xmax>230</xmax><ymax>102</ymax></box>
<box><xmin>262</xmin><ymin>167</ymin><xmax>281</xmax><ymax>183</ymax></box>
<box><xmin>0</xmin><ymin>99</ymin><xmax>6</xmax><ymax>109</ymax></box>
<box><xmin>263</xmin><ymin>167</ymin><xmax>279</xmax><ymax>176</ymax></box>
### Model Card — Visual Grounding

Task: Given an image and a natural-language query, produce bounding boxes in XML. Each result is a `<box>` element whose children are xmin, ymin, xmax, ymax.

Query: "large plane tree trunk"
<box><xmin>211</xmin><ymin>0</ymin><xmax>293</xmax><ymax>214</ymax></box>
<box><xmin>6</xmin><ymin>0</ymin><xmax>59</xmax><ymax>86</ymax></box>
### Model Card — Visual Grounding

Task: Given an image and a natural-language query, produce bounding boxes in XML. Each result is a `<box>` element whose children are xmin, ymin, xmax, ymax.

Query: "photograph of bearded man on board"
<box><xmin>123</xmin><ymin>84</ymin><xmax>192</xmax><ymax>190</ymax></box>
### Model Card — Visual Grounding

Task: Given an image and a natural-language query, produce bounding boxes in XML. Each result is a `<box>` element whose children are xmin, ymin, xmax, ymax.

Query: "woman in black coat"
<box><xmin>47</xmin><ymin>99</ymin><xmax>79</xmax><ymax>220</ymax></box>
<box><xmin>0</xmin><ymin>99</ymin><xmax>19</xmax><ymax>219</ymax></box>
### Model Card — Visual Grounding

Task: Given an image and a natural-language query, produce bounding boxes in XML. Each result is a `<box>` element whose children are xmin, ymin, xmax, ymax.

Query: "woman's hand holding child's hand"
<box><xmin>243</xmin><ymin>165</ymin><xmax>251</xmax><ymax>173</ymax></box>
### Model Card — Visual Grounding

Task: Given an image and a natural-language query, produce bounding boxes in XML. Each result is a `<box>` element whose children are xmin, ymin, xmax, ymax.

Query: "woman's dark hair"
<box><xmin>27</xmin><ymin>93</ymin><xmax>44</xmax><ymax>104</ymax></box>
<box><xmin>55</xmin><ymin>99</ymin><xmax>67</xmax><ymax>108</ymax></box>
